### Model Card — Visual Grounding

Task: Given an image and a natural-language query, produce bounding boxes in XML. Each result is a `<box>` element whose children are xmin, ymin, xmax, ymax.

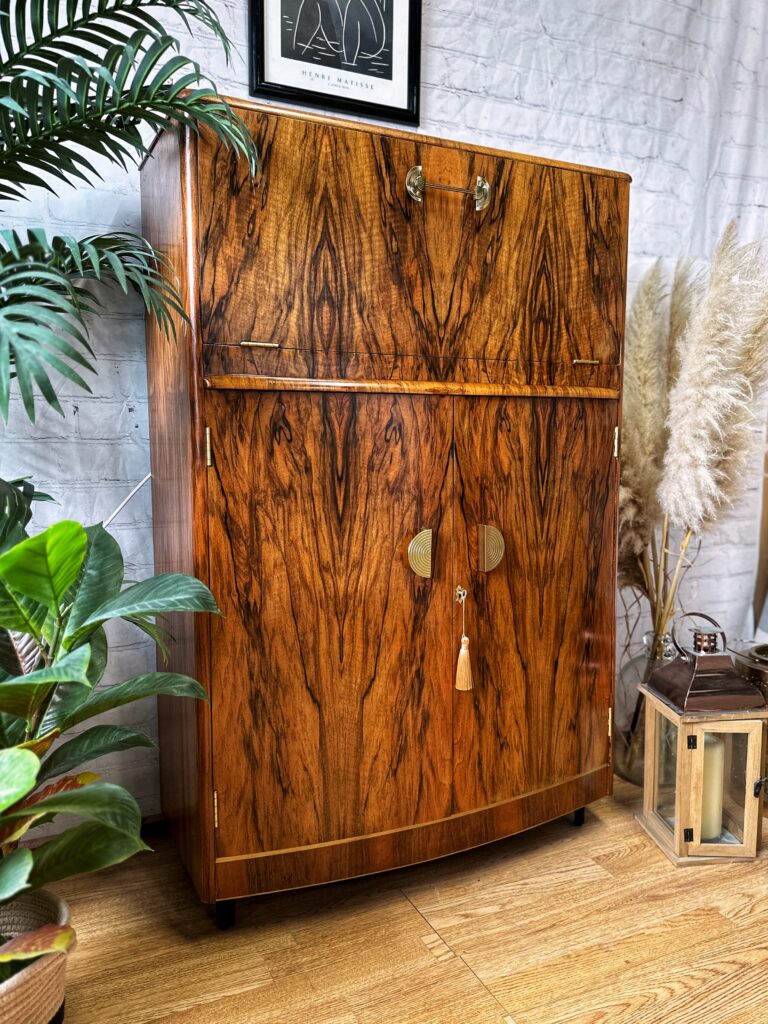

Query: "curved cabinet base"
<box><xmin>214</xmin><ymin>766</ymin><xmax>612</xmax><ymax>899</ymax></box>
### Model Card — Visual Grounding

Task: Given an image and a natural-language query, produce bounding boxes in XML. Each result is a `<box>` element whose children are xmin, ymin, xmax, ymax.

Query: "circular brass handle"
<box><xmin>478</xmin><ymin>524</ymin><xmax>505</xmax><ymax>572</ymax></box>
<box><xmin>407</xmin><ymin>528</ymin><xmax>433</xmax><ymax>579</ymax></box>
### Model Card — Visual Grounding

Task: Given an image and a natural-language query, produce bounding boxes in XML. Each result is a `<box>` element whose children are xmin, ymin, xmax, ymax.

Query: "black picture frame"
<box><xmin>249</xmin><ymin>0</ymin><xmax>422</xmax><ymax>126</ymax></box>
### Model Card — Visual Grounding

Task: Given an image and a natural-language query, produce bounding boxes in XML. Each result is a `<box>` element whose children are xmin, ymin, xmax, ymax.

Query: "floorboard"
<box><xmin>52</xmin><ymin>781</ymin><xmax>768</xmax><ymax>1023</ymax></box>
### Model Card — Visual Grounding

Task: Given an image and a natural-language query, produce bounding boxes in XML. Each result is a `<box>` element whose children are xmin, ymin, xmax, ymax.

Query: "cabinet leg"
<box><xmin>211</xmin><ymin>899</ymin><xmax>237</xmax><ymax>930</ymax></box>
<box><xmin>572</xmin><ymin>807</ymin><xmax>586</xmax><ymax>827</ymax></box>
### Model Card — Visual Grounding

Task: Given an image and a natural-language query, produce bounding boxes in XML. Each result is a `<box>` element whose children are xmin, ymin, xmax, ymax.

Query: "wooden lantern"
<box><xmin>637</xmin><ymin>614</ymin><xmax>768</xmax><ymax>864</ymax></box>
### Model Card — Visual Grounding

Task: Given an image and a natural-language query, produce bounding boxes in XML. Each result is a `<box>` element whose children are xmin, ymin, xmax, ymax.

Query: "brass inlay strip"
<box><xmin>204</xmin><ymin>375</ymin><xmax>619</xmax><ymax>401</ymax></box>
<box><xmin>214</xmin><ymin>765</ymin><xmax>608</xmax><ymax>863</ymax></box>
<box><xmin>572</xmin><ymin>358</ymin><xmax>600</xmax><ymax>366</ymax></box>
<box><xmin>240</xmin><ymin>341</ymin><xmax>280</xmax><ymax>348</ymax></box>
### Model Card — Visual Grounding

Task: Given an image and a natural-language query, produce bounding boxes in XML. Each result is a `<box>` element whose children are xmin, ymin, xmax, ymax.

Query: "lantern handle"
<box><xmin>671</xmin><ymin>612</ymin><xmax>728</xmax><ymax>660</ymax></box>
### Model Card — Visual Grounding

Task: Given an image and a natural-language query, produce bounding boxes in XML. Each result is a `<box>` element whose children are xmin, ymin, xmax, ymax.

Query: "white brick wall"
<box><xmin>1</xmin><ymin>0</ymin><xmax>766</xmax><ymax>815</ymax></box>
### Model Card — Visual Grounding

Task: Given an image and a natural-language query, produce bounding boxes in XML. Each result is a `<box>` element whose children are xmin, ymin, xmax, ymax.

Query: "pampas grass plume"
<box><xmin>618</xmin><ymin>261</ymin><xmax>667</xmax><ymax>563</ymax></box>
<box><xmin>659</xmin><ymin>224</ymin><xmax>768</xmax><ymax>531</ymax></box>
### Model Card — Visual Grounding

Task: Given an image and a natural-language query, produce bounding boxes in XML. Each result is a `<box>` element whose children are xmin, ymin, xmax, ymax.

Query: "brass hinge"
<box><xmin>213</xmin><ymin>790</ymin><xmax>219</xmax><ymax>828</ymax></box>
<box><xmin>205</xmin><ymin>427</ymin><xmax>212</xmax><ymax>467</ymax></box>
<box><xmin>613</xmin><ymin>426</ymin><xmax>619</xmax><ymax>459</ymax></box>
<box><xmin>608</xmin><ymin>707</ymin><xmax>612</xmax><ymax>740</ymax></box>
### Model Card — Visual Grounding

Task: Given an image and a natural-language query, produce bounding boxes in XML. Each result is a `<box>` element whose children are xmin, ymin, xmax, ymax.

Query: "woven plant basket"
<box><xmin>0</xmin><ymin>890</ymin><xmax>72</xmax><ymax>1024</ymax></box>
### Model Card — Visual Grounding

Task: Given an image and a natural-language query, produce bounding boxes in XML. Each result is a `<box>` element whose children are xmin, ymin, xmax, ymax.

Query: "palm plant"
<box><xmin>0</xmin><ymin>0</ymin><xmax>259</xmax><ymax>420</ymax></box>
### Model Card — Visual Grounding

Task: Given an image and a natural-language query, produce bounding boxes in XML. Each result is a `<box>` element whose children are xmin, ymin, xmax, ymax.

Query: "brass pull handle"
<box><xmin>407</xmin><ymin>528</ymin><xmax>433</xmax><ymax>578</ymax></box>
<box><xmin>478</xmin><ymin>525</ymin><xmax>505</xmax><ymax>572</ymax></box>
<box><xmin>406</xmin><ymin>165</ymin><xmax>491</xmax><ymax>212</ymax></box>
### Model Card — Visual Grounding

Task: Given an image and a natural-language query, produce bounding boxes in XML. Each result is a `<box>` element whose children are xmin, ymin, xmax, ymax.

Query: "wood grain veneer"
<box><xmin>206</xmin><ymin>390</ymin><xmax>454</xmax><ymax>860</ymax></box>
<box><xmin>197</xmin><ymin>107</ymin><xmax>629</xmax><ymax>373</ymax></box>
<box><xmin>141</xmin><ymin>99</ymin><xmax>628</xmax><ymax>908</ymax></box>
<box><xmin>452</xmin><ymin>397</ymin><xmax>617</xmax><ymax>811</ymax></box>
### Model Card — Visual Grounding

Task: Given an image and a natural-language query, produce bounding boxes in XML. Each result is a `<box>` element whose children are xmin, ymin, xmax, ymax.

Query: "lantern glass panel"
<box><xmin>698</xmin><ymin>730</ymin><xmax>748</xmax><ymax>845</ymax></box>
<box><xmin>653</xmin><ymin>714</ymin><xmax>677</xmax><ymax>831</ymax></box>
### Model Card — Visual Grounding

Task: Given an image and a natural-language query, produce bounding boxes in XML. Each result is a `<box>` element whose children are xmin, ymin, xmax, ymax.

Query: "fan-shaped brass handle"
<box><xmin>407</xmin><ymin>528</ymin><xmax>433</xmax><ymax>579</ymax></box>
<box><xmin>478</xmin><ymin>525</ymin><xmax>505</xmax><ymax>572</ymax></box>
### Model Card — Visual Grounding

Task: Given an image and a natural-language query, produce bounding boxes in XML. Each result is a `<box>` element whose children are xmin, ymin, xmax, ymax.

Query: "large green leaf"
<box><xmin>81</xmin><ymin>573</ymin><xmax>219</xmax><ymax>628</ymax></box>
<box><xmin>45</xmin><ymin>671</ymin><xmax>207</xmax><ymax>731</ymax></box>
<box><xmin>0</xmin><ymin>646</ymin><xmax>91</xmax><ymax>719</ymax></box>
<box><xmin>0</xmin><ymin>477</ymin><xmax>53</xmax><ymax>553</ymax></box>
<box><xmin>28</xmin><ymin>820</ymin><xmax>149</xmax><ymax>889</ymax></box>
<box><xmin>0</xmin><ymin>521</ymin><xmax>87</xmax><ymax>611</ymax></box>
<box><xmin>0</xmin><ymin>848</ymin><xmax>33</xmax><ymax>903</ymax></box>
<box><xmin>0</xmin><ymin>580</ymin><xmax>47</xmax><ymax>635</ymax></box>
<box><xmin>0</xmin><ymin>710</ymin><xmax>25</xmax><ymax>746</ymax></box>
<box><xmin>83</xmin><ymin>625</ymin><xmax>108</xmax><ymax>684</ymax></box>
<box><xmin>0</xmin><ymin>628</ymin><xmax>23</xmax><ymax>676</ymax></box>
<box><xmin>63</xmin><ymin>524</ymin><xmax>124</xmax><ymax>646</ymax></box>
<box><xmin>38</xmin><ymin>724</ymin><xmax>153</xmax><ymax>782</ymax></box>
<box><xmin>0</xmin><ymin>747</ymin><xmax>39</xmax><ymax>812</ymax></box>
<box><xmin>0</xmin><ymin>924</ymin><xmax>75</xmax><ymax>963</ymax></box>
<box><xmin>37</xmin><ymin>628</ymin><xmax>106</xmax><ymax>740</ymax></box>
<box><xmin>123</xmin><ymin>613</ymin><xmax>171</xmax><ymax>661</ymax></box>
<box><xmin>0</xmin><ymin>781</ymin><xmax>141</xmax><ymax>837</ymax></box>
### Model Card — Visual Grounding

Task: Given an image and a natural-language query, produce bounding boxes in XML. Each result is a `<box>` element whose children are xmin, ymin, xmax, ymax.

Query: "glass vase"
<box><xmin>613</xmin><ymin>631</ymin><xmax>675</xmax><ymax>786</ymax></box>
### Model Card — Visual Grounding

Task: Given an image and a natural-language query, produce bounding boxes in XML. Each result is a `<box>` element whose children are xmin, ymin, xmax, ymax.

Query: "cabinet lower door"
<box><xmin>206</xmin><ymin>391</ymin><xmax>454</xmax><ymax>859</ymax></box>
<box><xmin>452</xmin><ymin>397</ymin><xmax>617</xmax><ymax>811</ymax></box>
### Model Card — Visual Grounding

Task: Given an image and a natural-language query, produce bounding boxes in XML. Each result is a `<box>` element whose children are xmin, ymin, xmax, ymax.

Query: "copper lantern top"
<box><xmin>647</xmin><ymin>613</ymin><xmax>766</xmax><ymax>714</ymax></box>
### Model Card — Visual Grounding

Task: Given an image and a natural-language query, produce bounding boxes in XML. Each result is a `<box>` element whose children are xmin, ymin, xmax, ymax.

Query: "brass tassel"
<box><xmin>454</xmin><ymin>585</ymin><xmax>473</xmax><ymax>691</ymax></box>
<box><xmin>455</xmin><ymin>634</ymin><xmax>473</xmax><ymax>691</ymax></box>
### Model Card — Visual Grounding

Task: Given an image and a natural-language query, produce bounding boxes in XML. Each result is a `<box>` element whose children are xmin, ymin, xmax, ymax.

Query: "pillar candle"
<box><xmin>701</xmin><ymin>733</ymin><xmax>725</xmax><ymax>841</ymax></box>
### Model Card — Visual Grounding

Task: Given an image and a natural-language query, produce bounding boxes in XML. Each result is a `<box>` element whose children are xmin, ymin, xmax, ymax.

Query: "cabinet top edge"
<box><xmin>141</xmin><ymin>95</ymin><xmax>632</xmax><ymax>184</ymax></box>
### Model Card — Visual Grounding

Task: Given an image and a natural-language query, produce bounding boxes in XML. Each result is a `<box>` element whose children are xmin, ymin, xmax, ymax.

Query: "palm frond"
<box><xmin>0</xmin><ymin>36</ymin><xmax>257</xmax><ymax>201</ymax></box>
<box><xmin>0</xmin><ymin>257</ymin><xmax>94</xmax><ymax>419</ymax></box>
<box><xmin>0</xmin><ymin>0</ymin><xmax>232</xmax><ymax>77</ymax></box>
<box><xmin>0</xmin><ymin>228</ymin><xmax>186</xmax><ymax>419</ymax></box>
<box><xmin>1</xmin><ymin>228</ymin><xmax>186</xmax><ymax>336</ymax></box>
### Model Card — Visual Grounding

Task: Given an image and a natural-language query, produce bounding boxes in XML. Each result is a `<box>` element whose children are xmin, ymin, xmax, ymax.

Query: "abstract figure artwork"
<box><xmin>251</xmin><ymin>0</ymin><xmax>421</xmax><ymax>123</ymax></box>
<box><xmin>283</xmin><ymin>0</ymin><xmax>393</xmax><ymax>80</ymax></box>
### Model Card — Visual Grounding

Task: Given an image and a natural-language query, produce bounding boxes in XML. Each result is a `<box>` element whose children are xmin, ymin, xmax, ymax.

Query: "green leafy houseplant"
<box><xmin>0</xmin><ymin>0</ymin><xmax>259</xmax><ymax>421</ymax></box>
<box><xmin>0</xmin><ymin>480</ymin><xmax>218</xmax><ymax>979</ymax></box>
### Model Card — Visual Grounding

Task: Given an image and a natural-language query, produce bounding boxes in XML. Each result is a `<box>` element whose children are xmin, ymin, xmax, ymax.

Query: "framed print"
<box><xmin>250</xmin><ymin>0</ymin><xmax>422</xmax><ymax>125</ymax></box>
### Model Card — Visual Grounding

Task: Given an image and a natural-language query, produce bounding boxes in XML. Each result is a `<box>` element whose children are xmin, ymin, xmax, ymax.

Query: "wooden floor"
<box><xmin>53</xmin><ymin>780</ymin><xmax>768</xmax><ymax>1024</ymax></box>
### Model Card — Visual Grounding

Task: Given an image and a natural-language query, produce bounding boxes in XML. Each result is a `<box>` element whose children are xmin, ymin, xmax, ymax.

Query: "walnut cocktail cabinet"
<box><xmin>141</xmin><ymin>98</ymin><xmax>630</xmax><ymax>917</ymax></box>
